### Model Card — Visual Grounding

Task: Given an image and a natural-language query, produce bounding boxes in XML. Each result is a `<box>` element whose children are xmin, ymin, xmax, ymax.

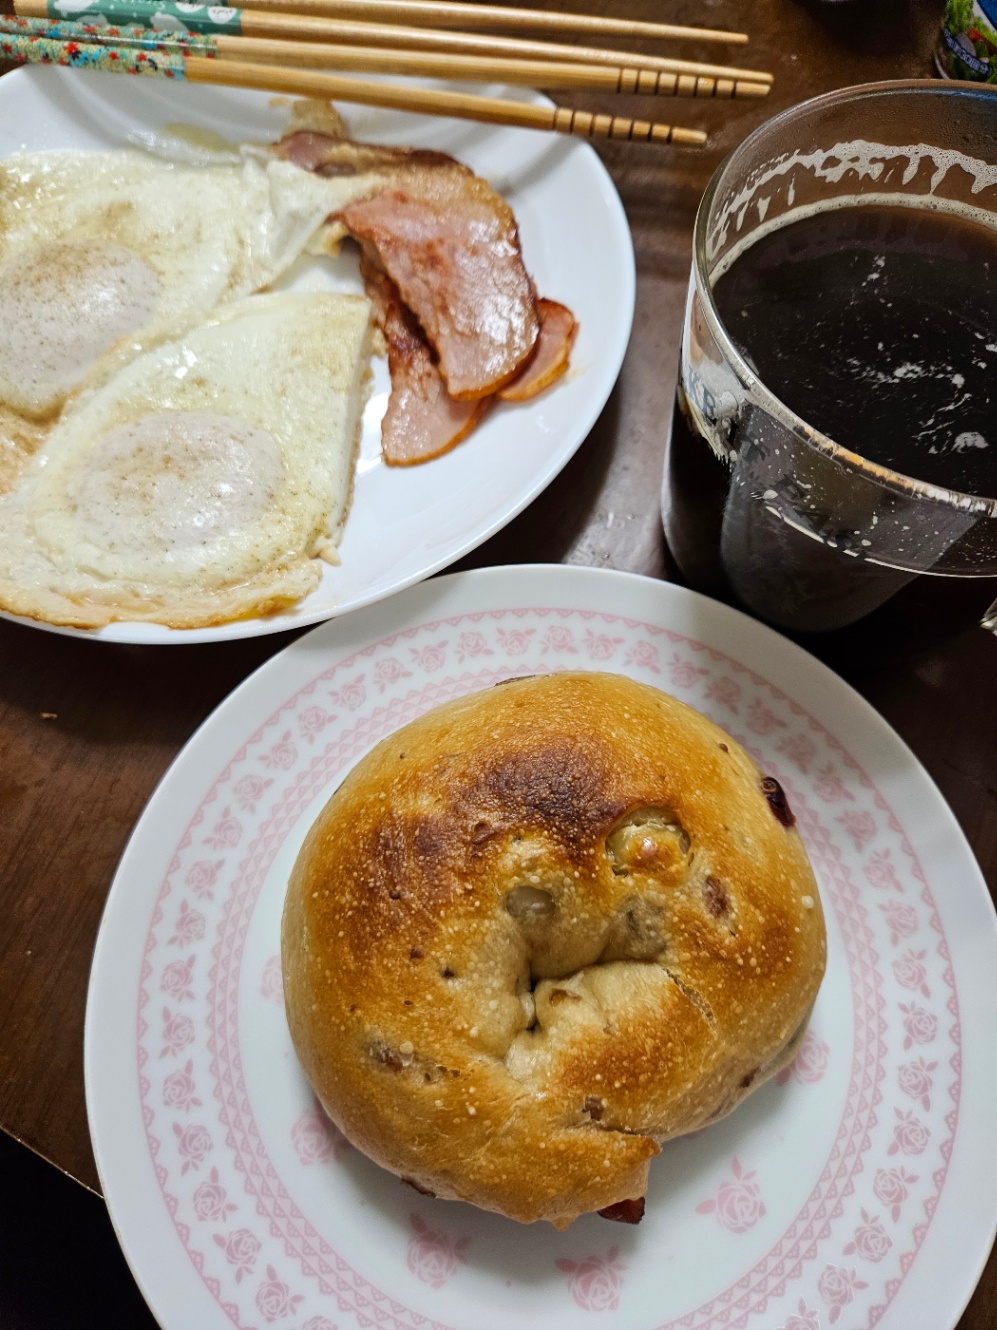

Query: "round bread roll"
<box><xmin>282</xmin><ymin>672</ymin><xmax>826</xmax><ymax>1226</ymax></box>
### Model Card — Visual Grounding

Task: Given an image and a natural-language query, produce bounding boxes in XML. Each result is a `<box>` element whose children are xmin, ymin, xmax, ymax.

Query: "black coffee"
<box><xmin>716</xmin><ymin>204</ymin><xmax>997</xmax><ymax>495</ymax></box>
<box><xmin>664</xmin><ymin>202</ymin><xmax>997</xmax><ymax>632</ymax></box>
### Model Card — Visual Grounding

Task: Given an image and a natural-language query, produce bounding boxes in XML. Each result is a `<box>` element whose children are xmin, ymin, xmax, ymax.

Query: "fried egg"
<box><xmin>0</xmin><ymin>291</ymin><xmax>373</xmax><ymax>629</ymax></box>
<box><xmin>0</xmin><ymin>146</ymin><xmax>378</xmax><ymax>486</ymax></box>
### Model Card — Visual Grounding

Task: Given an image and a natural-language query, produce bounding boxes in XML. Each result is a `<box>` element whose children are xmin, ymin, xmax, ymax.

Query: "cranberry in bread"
<box><xmin>281</xmin><ymin>672</ymin><xmax>826</xmax><ymax>1226</ymax></box>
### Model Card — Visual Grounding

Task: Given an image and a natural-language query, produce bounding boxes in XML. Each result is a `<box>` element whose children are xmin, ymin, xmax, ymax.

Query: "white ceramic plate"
<box><xmin>85</xmin><ymin>565</ymin><xmax>997</xmax><ymax>1330</ymax></box>
<box><xmin>0</xmin><ymin>67</ymin><xmax>634</xmax><ymax>645</ymax></box>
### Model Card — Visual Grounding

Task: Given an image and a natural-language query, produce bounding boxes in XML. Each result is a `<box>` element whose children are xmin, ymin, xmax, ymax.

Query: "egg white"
<box><xmin>0</xmin><ymin>290</ymin><xmax>373</xmax><ymax>629</ymax></box>
<box><xmin>0</xmin><ymin>145</ymin><xmax>381</xmax><ymax>486</ymax></box>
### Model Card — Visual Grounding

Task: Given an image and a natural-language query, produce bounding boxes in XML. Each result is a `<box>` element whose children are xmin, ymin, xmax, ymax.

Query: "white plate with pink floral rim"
<box><xmin>85</xmin><ymin>565</ymin><xmax>997</xmax><ymax>1330</ymax></box>
<box><xmin>0</xmin><ymin>66</ymin><xmax>633</xmax><ymax>646</ymax></box>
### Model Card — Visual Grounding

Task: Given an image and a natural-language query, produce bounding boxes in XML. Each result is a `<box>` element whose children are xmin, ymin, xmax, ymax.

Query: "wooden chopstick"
<box><xmin>226</xmin><ymin>38</ymin><xmax>771</xmax><ymax>97</ymax></box>
<box><xmin>0</xmin><ymin>30</ymin><xmax>709</xmax><ymax>144</ymax></box>
<box><xmin>208</xmin><ymin>0</ymin><xmax>750</xmax><ymax>45</ymax></box>
<box><xmin>13</xmin><ymin>0</ymin><xmax>774</xmax><ymax>84</ymax></box>
<box><xmin>0</xmin><ymin>17</ymin><xmax>769</xmax><ymax>98</ymax></box>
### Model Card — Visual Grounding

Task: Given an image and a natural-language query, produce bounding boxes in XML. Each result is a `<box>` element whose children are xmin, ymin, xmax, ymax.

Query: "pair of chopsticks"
<box><xmin>3</xmin><ymin>0</ymin><xmax>773</xmax><ymax>147</ymax></box>
<box><xmin>3</xmin><ymin>10</ymin><xmax>773</xmax><ymax>99</ymax></box>
<box><xmin>13</xmin><ymin>0</ymin><xmax>773</xmax><ymax>89</ymax></box>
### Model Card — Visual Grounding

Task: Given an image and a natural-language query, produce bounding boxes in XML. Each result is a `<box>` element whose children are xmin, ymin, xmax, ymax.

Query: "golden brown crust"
<box><xmin>281</xmin><ymin>672</ymin><xmax>826</xmax><ymax>1225</ymax></box>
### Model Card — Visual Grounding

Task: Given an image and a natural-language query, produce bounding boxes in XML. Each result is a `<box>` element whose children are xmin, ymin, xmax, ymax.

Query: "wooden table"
<box><xmin>1</xmin><ymin>0</ymin><xmax>994</xmax><ymax>1324</ymax></box>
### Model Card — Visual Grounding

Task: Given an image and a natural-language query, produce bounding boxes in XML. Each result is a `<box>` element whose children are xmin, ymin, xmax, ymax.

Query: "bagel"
<box><xmin>281</xmin><ymin>671</ymin><xmax>826</xmax><ymax>1226</ymax></box>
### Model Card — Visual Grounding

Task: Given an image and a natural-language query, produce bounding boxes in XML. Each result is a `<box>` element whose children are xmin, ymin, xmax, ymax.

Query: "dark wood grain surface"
<box><xmin>1</xmin><ymin>1</ymin><xmax>994</xmax><ymax>1325</ymax></box>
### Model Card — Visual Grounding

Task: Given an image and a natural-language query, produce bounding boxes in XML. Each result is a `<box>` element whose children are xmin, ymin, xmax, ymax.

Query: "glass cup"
<box><xmin>661</xmin><ymin>80</ymin><xmax>997</xmax><ymax>634</ymax></box>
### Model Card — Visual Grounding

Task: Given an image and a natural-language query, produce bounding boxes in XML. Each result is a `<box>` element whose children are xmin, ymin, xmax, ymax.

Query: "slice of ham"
<box><xmin>273</xmin><ymin>128</ymin><xmax>574</xmax><ymax>463</ymax></box>
<box><xmin>497</xmin><ymin>299</ymin><xmax>577</xmax><ymax>402</ymax></box>
<box><xmin>337</xmin><ymin>172</ymin><xmax>539</xmax><ymax>400</ymax></box>
<box><xmin>360</xmin><ymin>249</ymin><xmax>489</xmax><ymax>467</ymax></box>
<box><xmin>277</xmin><ymin>130</ymin><xmax>541</xmax><ymax>396</ymax></box>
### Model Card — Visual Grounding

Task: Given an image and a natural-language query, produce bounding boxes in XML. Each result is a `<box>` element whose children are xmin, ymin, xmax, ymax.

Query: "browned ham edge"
<box><xmin>360</xmin><ymin>249</ymin><xmax>489</xmax><ymax>467</ymax></box>
<box><xmin>276</xmin><ymin>130</ymin><xmax>459</xmax><ymax>179</ymax></box>
<box><xmin>498</xmin><ymin>299</ymin><xmax>577</xmax><ymax>403</ymax></box>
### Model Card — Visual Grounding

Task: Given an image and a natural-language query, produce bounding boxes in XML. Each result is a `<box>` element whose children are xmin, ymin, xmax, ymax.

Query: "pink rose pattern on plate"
<box><xmin>583</xmin><ymin>629</ymin><xmax>623</xmax><ymax>661</ymax></box>
<box><xmin>844</xmin><ymin>1209</ymin><xmax>893</xmax><ymax>1263</ymax></box>
<box><xmin>557</xmin><ymin>1247</ymin><xmax>627</xmax><ymax>1311</ymax></box>
<box><xmin>193</xmin><ymin>1168</ymin><xmax>236</xmax><ymax>1222</ymax></box>
<box><xmin>897</xmin><ymin>1057</ymin><xmax>936</xmax><ymax>1111</ymax></box>
<box><xmin>132</xmin><ymin>608</ymin><xmax>960</xmax><ymax>1329</ymax></box>
<box><xmin>255</xmin><ymin>1265</ymin><xmax>303</xmax><ymax>1321</ymax></box>
<box><xmin>161</xmin><ymin>955</ymin><xmax>195</xmax><ymax>1001</ymax></box>
<box><xmin>838</xmin><ymin>809</ymin><xmax>877</xmax><ymax>852</ymax></box>
<box><xmin>793</xmin><ymin>1029</ymin><xmax>831</xmax><ymax>1083</ymax></box>
<box><xmin>623</xmin><ymin>639</ymin><xmax>659</xmax><ymax>672</ymax></box>
<box><xmin>261</xmin><ymin>730</ymin><xmax>297</xmax><ymax>770</ymax></box>
<box><xmin>817</xmin><ymin>1265</ymin><xmax>868</xmax><ymax>1323</ymax></box>
<box><xmin>865</xmin><ymin>849</ymin><xmax>904</xmax><ymax>893</ymax></box>
<box><xmin>746</xmin><ymin>697</ymin><xmax>785</xmax><ymax>734</ymax></box>
<box><xmin>892</xmin><ymin>950</ymin><xmax>930</xmax><ymax>998</ymax></box>
<box><xmin>888</xmin><ymin>1108</ymin><xmax>931</xmax><ymax>1157</ymax></box>
<box><xmin>259</xmin><ymin>954</ymin><xmax>284</xmax><ymax>1005</ymax></box>
<box><xmin>778</xmin><ymin>1300</ymin><xmax>821</xmax><ymax>1330</ymax></box>
<box><xmin>704</xmin><ymin>675</ymin><xmax>740</xmax><ymax>711</ymax></box>
<box><xmin>291</xmin><ymin>1106</ymin><xmax>350</xmax><ymax>1166</ymax></box>
<box><xmin>696</xmin><ymin>1157</ymin><xmax>766</xmax><ymax>1233</ymax></box>
<box><xmin>163</xmin><ymin>1060</ymin><xmax>202</xmax><ymax>1112</ymax></box>
<box><xmin>168</xmin><ymin>900</ymin><xmax>205</xmax><ymax>947</ymax></box>
<box><xmin>872</xmin><ymin>1167</ymin><xmax>918</xmax><ymax>1222</ymax></box>
<box><xmin>406</xmin><ymin>1213</ymin><xmax>469</xmax><ymax>1289</ymax></box>
<box><xmin>298</xmin><ymin>706</ymin><xmax>333</xmax><ymax>743</ymax></box>
<box><xmin>214</xmin><ymin>1227</ymin><xmax>260</xmax><ymax>1282</ymax></box>
<box><xmin>185</xmin><ymin>859</ymin><xmax>223</xmax><ymax>900</ymax></box>
<box><xmin>778</xmin><ymin>732</ymin><xmax>816</xmax><ymax>773</ymax></box>
<box><xmin>160</xmin><ymin>1007</ymin><xmax>194</xmax><ymax>1058</ymax></box>
<box><xmin>667</xmin><ymin>652</ymin><xmax>707</xmax><ymax>689</ymax></box>
<box><xmin>173</xmin><ymin>1121</ymin><xmax>212</xmax><ymax>1175</ymax></box>
<box><xmin>234</xmin><ymin>774</ymin><xmax>272</xmax><ymax>813</ymax></box>
<box><xmin>813</xmin><ymin>766</ymin><xmax>854</xmax><ymax>804</ymax></box>
<box><xmin>540</xmin><ymin>624</ymin><xmax>577</xmax><ymax>654</ymax></box>
<box><xmin>455</xmin><ymin>629</ymin><xmax>492</xmax><ymax>660</ymax></box>
<box><xmin>776</xmin><ymin>1028</ymin><xmax>831</xmax><ymax>1087</ymax></box>
<box><xmin>205</xmin><ymin>806</ymin><xmax>242</xmax><ymax>850</ymax></box>
<box><xmin>410</xmin><ymin>640</ymin><xmax>448</xmax><ymax>671</ymax></box>
<box><xmin>328</xmin><ymin>673</ymin><xmax>366</xmax><ymax>710</ymax></box>
<box><xmin>374</xmin><ymin>656</ymin><xmax>412</xmax><ymax>690</ymax></box>
<box><xmin>496</xmin><ymin>626</ymin><xmax>535</xmax><ymax>655</ymax></box>
<box><xmin>900</xmin><ymin>1002</ymin><xmax>938</xmax><ymax>1050</ymax></box>
<box><xmin>880</xmin><ymin>900</ymin><xmax>919</xmax><ymax>946</ymax></box>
